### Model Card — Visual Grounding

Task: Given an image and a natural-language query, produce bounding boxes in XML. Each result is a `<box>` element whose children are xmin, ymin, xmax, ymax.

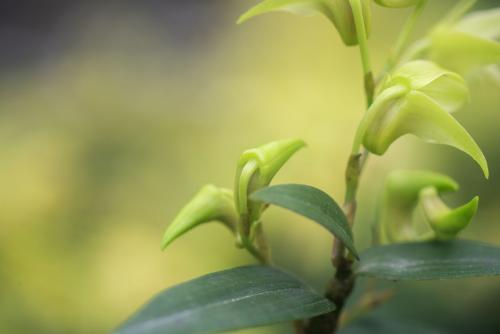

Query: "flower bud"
<box><xmin>378</xmin><ymin>170</ymin><xmax>458</xmax><ymax>243</ymax></box>
<box><xmin>161</xmin><ymin>185</ymin><xmax>237</xmax><ymax>250</ymax></box>
<box><xmin>374</xmin><ymin>0</ymin><xmax>420</xmax><ymax>8</ymax></box>
<box><xmin>383</xmin><ymin>60</ymin><xmax>469</xmax><ymax>112</ymax></box>
<box><xmin>415</xmin><ymin>187</ymin><xmax>479</xmax><ymax>240</ymax></box>
<box><xmin>238</xmin><ymin>0</ymin><xmax>372</xmax><ymax>46</ymax></box>
<box><xmin>359</xmin><ymin>60</ymin><xmax>488</xmax><ymax>178</ymax></box>
<box><xmin>235</xmin><ymin>138</ymin><xmax>305</xmax><ymax>237</ymax></box>
<box><xmin>407</xmin><ymin>8</ymin><xmax>500</xmax><ymax>75</ymax></box>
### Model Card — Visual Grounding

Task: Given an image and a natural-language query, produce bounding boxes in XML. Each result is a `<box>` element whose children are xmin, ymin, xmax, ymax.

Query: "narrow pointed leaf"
<box><xmin>114</xmin><ymin>265</ymin><xmax>335</xmax><ymax>334</ymax></box>
<box><xmin>356</xmin><ymin>239</ymin><xmax>500</xmax><ymax>280</ymax></box>
<box><xmin>238</xmin><ymin>0</ymin><xmax>326</xmax><ymax>24</ymax></box>
<box><xmin>251</xmin><ymin>184</ymin><xmax>359</xmax><ymax>259</ymax></box>
<box><xmin>340</xmin><ymin>316</ymin><xmax>449</xmax><ymax>334</ymax></box>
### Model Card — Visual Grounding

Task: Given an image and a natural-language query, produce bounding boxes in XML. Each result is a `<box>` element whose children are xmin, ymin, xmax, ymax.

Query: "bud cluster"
<box><xmin>377</xmin><ymin>170</ymin><xmax>479</xmax><ymax>244</ymax></box>
<box><xmin>161</xmin><ymin>139</ymin><xmax>305</xmax><ymax>256</ymax></box>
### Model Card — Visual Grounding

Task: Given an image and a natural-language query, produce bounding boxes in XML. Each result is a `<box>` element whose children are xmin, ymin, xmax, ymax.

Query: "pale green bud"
<box><xmin>378</xmin><ymin>170</ymin><xmax>478</xmax><ymax>244</ymax></box>
<box><xmin>161</xmin><ymin>185</ymin><xmax>237</xmax><ymax>250</ymax></box>
<box><xmin>382</xmin><ymin>60</ymin><xmax>469</xmax><ymax>112</ymax></box>
<box><xmin>408</xmin><ymin>8</ymin><xmax>500</xmax><ymax>75</ymax></box>
<box><xmin>238</xmin><ymin>0</ymin><xmax>371</xmax><ymax>46</ymax></box>
<box><xmin>374</xmin><ymin>0</ymin><xmax>420</xmax><ymax>8</ymax></box>
<box><xmin>378</xmin><ymin>170</ymin><xmax>458</xmax><ymax>243</ymax></box>
<box><xmin>235</xmin><ymin>138</ymin><xmax>305</xmax><ymax>237</ymax></box>
<box><xmin>358</xmin><ymin>61</ymin><xmax>488</xmax><ymax>178</ymax></box>
<box><xmin>415</xmin><ymin>187</ymin><xmax>479</xmax><ymax>240</ymax></box>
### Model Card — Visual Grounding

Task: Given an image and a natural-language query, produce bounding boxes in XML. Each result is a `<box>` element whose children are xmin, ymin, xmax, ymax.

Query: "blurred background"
<box><xmin>0</xmin><ymin>0</ymin><xmax>499</xmax><ymax>333</ymax></box>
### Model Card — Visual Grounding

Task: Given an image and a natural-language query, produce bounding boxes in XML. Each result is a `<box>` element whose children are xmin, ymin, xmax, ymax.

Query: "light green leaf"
<box><xmin>161</xmin><ymin>185</ymin><xmax>237</xmax><ymax>250</ymax></box>
<box><xmin>238</xmin><ymin>0</ymin><xmax>326</xmax><ymax>24</ymax></box>
<box><xmin>238</xmin><ymin>0</ymin><xmax>371</xmax><ymax>46</ymax></box>
<box><xmin>356</xmin><ymin>239</ymin><xmax>500</xmax><ymax>280</ymax></box>
<box><xmin>251</xmin><ymin>184</ymin><xmax>359</xmax><ymax>259</ymax></box>
<box><xmin>114</xmin><ymin>265</ymin><xmax>335</xmax><ymax>334</ymax></box>
<box><xmin>340</xmin><ymin>316</ymin><xmax>448</xmax><ymax>334</ymax></box>
<box><xmin>363</xmin><ymin>90</ymin><xmax>488</xmax><ymax>178</ymax></box>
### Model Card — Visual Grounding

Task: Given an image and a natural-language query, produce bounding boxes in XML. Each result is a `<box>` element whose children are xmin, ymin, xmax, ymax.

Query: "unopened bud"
<box><xmin>161</xmin><ymin>185</ymin><xmax>237</xmax><ymax>250</ymax></box>
<box><xmin>359</xmin><ymin>61</ymin><xmax>488</xmax><ymax>178</ymax></box>
<box><xmin>415</xmin><ymin>187</ymin><xmax>479</xmax><ymax>240</ymax></box>
<box><xmin>235</xmin><ymin>138</ymin><xmax>305</xmax><ymax>237</ymax></box>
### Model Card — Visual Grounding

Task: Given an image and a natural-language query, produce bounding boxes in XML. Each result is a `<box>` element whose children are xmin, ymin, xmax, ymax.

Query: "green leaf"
<box><xmin>251</xmin><ymin>184</ymin><xmax>359</xmax><ymax>259</ymax></box>
<box><xmin>161</xmin><ymin>185</ymin><xmax>237</xmax><ymax>250</ymax></box>
<box><xmin>237</xmin><ymin>0</ymin><xmax>372</xmax><ymax>46</ymax></box>
<box><xmin>114</xmin><ymin>265</ymin><xmax>335</xmax><ymax>334</ymax></box>
<box><xmin>339</xmin><ymin>316</ymin><xmax>448</xmax><ymax>334</ymax></box>
<box><xmin>356</xmin><ymin>239</ymin><xmax>500</xmax><ymax>280</ymax></box>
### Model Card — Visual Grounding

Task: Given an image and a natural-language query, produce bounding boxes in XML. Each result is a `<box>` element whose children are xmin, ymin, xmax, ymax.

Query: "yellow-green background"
<box><xmin>1</xmin><ymin>1</ymin><xmax>499</xmax><ymax>333</ymax></box>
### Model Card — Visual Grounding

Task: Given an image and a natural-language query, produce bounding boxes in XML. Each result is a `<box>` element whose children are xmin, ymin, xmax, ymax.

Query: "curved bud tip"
<box><xmin>419</xmin><ymin>187</ymin><xmax>479</xmax><ymax>240</ymax></box>
<box><xmin>386</xmin><ymin>170</ymin><xmax>459</xmax><ymax>202</ymax></box>
<box><xmin>379</xmin><ymin>169</ymin><xmax>461</xmax><ymax>244</ymax></box>
<box><xmin>161</xmin><ymin>185</ymin><xmax>237</xmax><ymax>250</ymax></box>
<box><xmin>374</xmin><ymin>0</ymin><xmax>420</xmax><ymax>8</ymax></box>
<box><xmin>235</xmin><ymin>138</ymin><xmax>306</xmax><ymax>234</ymax></box>
<box><xmin>238</xmin><ymin>138</ymin><xmax>306</xmax><ymax>187</ymax></box>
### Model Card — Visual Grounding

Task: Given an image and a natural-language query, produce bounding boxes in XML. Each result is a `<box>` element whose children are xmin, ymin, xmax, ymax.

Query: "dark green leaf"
<box><xmin>114</xmin><ymin>265</ymin><xmax>335</xmax><ymax>334</ymax></box>
<box><xmin>251</xmin><ymin>184</ymin><xmax>358</xmax><ymax>259</ymax></box>
<box><xmin>356</xmin><ymin>239</ymin><xmax>500</xmax><ymax>280</ymax></box>
<box><xmin>339</xmin><ymin>316</ymin><xmax>449</xmax><ymax>334</ymax></box>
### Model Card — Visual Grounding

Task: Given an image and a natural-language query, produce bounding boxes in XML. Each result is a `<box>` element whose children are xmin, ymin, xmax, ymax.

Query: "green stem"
<box><xmin>440</xmin><ymin>0</ymin><xmax>477</xmax><ymax>26</ymax></box>
<box><xmin>350</xmin><ymin>0</ymin><xmax>374</xmax><ymax>106</ymax></box>
<box><xmin>241</xmin><ymin>233</ymin><xmax>270</xmax><ymax>265</ymax></box>
<box><xmin>305</xmin><ymin>2</ymin><xmax>375</xmax><ymax>333</ymax></box>
<box><xmin>308</xmin><ymin>2</ymin><xmax>435</xmax><ymax>332</ymax></box>
<box><xmin>253</xmin><ymin>222</ymin><xmax>272</xmax><ymax>264</ymax></box>
<box><xmin>387</xmin><ymin>0</ymin><xmax>428</xmax><ymax>71</ymax></box>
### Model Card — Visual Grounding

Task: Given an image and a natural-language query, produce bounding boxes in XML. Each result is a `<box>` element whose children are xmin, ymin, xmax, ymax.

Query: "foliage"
<box><xmin>117</xmin><ymin>1</ymin><xmax>500</xmax><ymax>334</ymax></box>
